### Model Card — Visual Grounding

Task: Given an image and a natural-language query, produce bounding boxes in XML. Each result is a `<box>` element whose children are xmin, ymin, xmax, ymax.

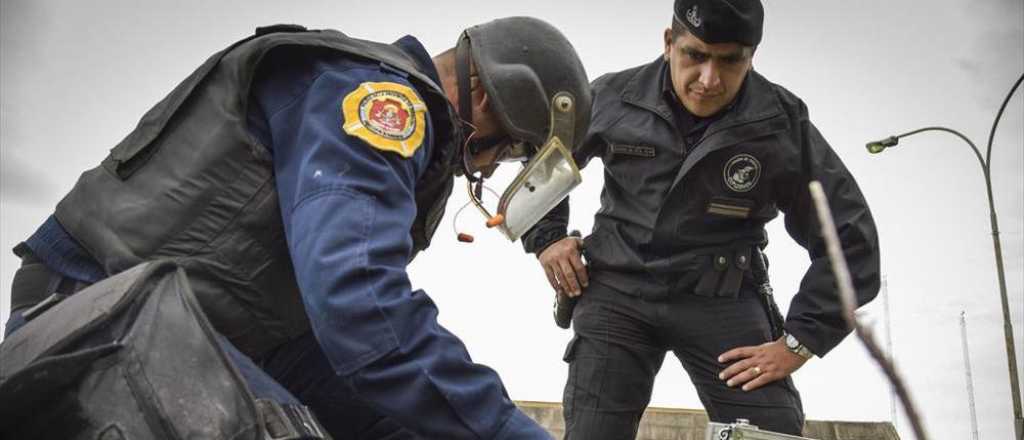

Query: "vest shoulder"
<box><xmin>591</xmin><ymin>63</ymin><xmax>649</xmax><ymax>95</ymax></box>
<box><xmin>749</xmin><ymin>71</ymin><xmax>809</xmax><ymax>119</ymax></box>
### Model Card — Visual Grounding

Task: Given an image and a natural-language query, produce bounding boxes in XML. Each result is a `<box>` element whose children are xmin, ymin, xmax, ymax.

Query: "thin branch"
<box><xmin>808</xmin><ymin>181</ymin><xmax>930</xmax><ymax>440</ymax></box>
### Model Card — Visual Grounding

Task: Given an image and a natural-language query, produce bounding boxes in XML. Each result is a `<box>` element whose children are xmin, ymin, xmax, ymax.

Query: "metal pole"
<box><xmin>984</xmin><ymin>74</ymin><xmax>1024</xmax><ymax>440</ymax></box>
<box><xmin>891</xmin><ymin>126</ymin><xmax>1022</xmax><ymax>439</ymax></box>
<box><xmin>987</xmin><ymin>167</ymin><xmax>1023</xmax><ymax>440</ymax></box>
<box><xmin>882</xmin><ymin>276</ymin><xmax>898</xmax><ymax>430</ymax></box>
<box><xmin>961</xmin><ymin>311</ymin><xmax>980</xmax><ymax>440</ymax></box>
<box><xmin>887</xmin><ymin>72</ymin><xmax>1024</xmax><ymax>437</ymax></box>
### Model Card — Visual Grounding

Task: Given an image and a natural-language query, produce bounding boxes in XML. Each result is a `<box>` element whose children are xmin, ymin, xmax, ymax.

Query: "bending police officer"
<box><xmin>524</xmin><ymin>1</ymin><xmax>881</xmax><ymax>437</ymax></box>
<box><xmin>3</xmin><ymin>17</ymin><xmax>590</xmax><ymax>440</ymax></box>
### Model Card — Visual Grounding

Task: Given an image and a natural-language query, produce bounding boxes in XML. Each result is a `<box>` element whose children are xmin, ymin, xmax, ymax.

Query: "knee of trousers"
<box><xmin>561</xmin><ymin>334</ymin><xmax>663</xmax><ymax>438</ymax></box>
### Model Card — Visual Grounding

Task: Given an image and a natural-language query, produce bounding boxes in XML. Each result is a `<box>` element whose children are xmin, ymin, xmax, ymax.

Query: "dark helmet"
<box><xmin>455</xmin><ymin>16</ymin><xmax>592</xmax><ymax>154</ymax></box>
<box><xmin>453</xmin><ymin>17</ymin><xmax>593</xmax><ymax>241</ymax></box>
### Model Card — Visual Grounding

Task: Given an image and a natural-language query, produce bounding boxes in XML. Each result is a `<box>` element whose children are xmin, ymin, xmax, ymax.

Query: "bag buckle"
<box><xmin>257</xmin><ymin>399</ymin><xmax>330</xmax><ymax>440</ymax></box>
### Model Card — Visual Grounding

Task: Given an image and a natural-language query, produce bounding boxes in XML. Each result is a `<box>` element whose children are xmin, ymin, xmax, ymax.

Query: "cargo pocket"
<box><xmin>563</xmin><ymin>334</ymin><xmax>580</xmax><ymax>363</ymax></box>
<box><xmin>561</xmin><ymin>334</ymin><xmax>581</xmax><ymax>426</ymax></box>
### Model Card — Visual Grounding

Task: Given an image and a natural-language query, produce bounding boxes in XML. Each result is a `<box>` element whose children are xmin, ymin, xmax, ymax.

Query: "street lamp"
<box><xmin>866</xmin><ymin>73</ymin><xmax>1024</xmax><ymax>440</ymax></box>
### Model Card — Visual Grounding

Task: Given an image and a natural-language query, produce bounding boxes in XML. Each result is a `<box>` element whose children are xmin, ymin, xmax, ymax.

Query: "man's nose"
<box><xmin>698</xmin><ymin>62</ymin><xmax>721</xmax><ymax>90</ymax></box>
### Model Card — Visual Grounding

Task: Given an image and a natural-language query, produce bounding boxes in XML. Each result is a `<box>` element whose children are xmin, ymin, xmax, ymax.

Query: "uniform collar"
<box><xmin>392</xmin><ymin>35</ymin><xmax>442</xmax><ymax>87</ymax></box>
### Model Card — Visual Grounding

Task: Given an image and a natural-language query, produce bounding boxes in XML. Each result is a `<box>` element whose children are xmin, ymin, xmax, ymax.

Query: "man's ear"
<box><xmin>474</xmin><ymin>88</ymin><xmax>491</xmax><ymax>118</ymax></box>
<box><xmin>663</xmin><ymin>28</ymin><xmax>674</xmax><ymax>61</ymax></box>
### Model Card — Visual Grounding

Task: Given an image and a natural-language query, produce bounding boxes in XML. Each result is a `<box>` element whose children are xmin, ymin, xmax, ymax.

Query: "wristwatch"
<box><xmin>784</xmin><ymin>332</ymin><xmax>814</xmax><ymax>360</ymax></box>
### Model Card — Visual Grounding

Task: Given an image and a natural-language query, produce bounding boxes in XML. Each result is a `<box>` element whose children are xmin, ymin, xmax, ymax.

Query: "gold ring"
<box><xmin>752</xmin><ymin>366</ymin><xmax>763</xmax><ymax>376</ymax></box>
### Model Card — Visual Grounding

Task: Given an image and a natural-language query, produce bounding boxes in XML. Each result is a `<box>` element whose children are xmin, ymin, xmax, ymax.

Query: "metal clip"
<box><xmin>21</xmin><ymin>293</ymin><xmax>68</xmax><ymax>321</ymax></box>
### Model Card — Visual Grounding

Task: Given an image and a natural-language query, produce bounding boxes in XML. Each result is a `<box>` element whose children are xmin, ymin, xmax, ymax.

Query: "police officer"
<box><xmin>3</xmin><ymin>17</ymin><xmax>590</xmax><ymax>439</ymax></box>
<box><xmin>523</xmin><ymin>1</ymin><xmax>880</xmax><ymax>437</ymax></box>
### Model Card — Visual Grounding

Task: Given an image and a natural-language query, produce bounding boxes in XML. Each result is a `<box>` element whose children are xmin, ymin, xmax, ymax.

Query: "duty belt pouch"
<box><xmin>0</xmin><ymin>260</ymin><xmax>262</xmax><ymax>440</ymax></box>
<box><xmin>694</xmin><ymin>247</ymin><xmax>752</xmax><ymax>298</ymax></box>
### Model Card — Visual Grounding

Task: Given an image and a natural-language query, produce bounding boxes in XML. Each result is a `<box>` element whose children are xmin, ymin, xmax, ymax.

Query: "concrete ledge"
<box><xmin>515</xmin><ymin>401</ymin><xmax>899</xmax><ymax>440</ymax></box>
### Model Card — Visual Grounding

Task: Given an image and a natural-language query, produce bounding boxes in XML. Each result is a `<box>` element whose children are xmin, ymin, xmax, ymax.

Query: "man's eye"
<box><xmin>685</xmin><ymin>50</ymin><xmax>708</xmax><ymax>62</ymax></box>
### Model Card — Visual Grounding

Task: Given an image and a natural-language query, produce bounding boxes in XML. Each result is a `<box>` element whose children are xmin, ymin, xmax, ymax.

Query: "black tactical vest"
<box><xmin>53</xmin><ymin>25</ymin><xmax>459</xmax><ymax>357</ymax></box>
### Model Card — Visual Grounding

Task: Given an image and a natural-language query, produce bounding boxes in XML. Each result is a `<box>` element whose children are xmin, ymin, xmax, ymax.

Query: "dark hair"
<box><xmin>670</xmin><ymin>17</ymin><xmax>689</xmax><ymax>41</ymax></box>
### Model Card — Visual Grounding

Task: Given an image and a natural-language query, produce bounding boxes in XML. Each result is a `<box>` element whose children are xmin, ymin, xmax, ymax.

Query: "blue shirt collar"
<box><xmin>392</xmin><ymin>35</ymin><xmax>441</xmax><ymax>87</ymax></box>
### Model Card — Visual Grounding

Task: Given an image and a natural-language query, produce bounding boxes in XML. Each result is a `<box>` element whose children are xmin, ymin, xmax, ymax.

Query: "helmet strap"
<box><xmin>454</xmin><ymin>34</ymin><xmax>482</xmax><ymax>182</ymax></box>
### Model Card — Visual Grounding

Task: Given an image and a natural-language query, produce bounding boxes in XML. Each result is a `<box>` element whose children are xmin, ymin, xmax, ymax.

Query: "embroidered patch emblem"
<box><xmin>686</xmin><ymin>5</ymin><xmax>702</xmax><ymax>28</ymax></box>
<box><xmin>342</xmin><ymin>82</ymin><xmax>427</xmax><ymax>158</ymax></box>
<box><xmin>723</xmin><ymin>154</ymin><xmax>761</xmax><ymax>193</ymax></box>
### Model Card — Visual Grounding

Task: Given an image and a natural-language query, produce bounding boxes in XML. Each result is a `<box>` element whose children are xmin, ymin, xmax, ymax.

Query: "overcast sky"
<box><xmin>1</xmin><ymin>1</ymin><xmax>1022</xmax><ymax>439</ymax></box>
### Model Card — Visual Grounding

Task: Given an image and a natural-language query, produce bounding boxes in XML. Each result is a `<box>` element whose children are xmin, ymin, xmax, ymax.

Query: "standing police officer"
<box><xmin>2</xmin><ymin>17</ymin><xmax>590</xmax><ymax>440</ymax></box>
<box><xmin>524</xmin><ymin>1</ymin><xmax>880</xmax><ymax>437</ymax></box>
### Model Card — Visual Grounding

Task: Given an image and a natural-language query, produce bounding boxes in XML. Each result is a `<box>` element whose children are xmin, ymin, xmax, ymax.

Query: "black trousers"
<box><xmin>562</xmin><ymin>280</ymin><xmax>804</xmax><ymax>439</ymax></box>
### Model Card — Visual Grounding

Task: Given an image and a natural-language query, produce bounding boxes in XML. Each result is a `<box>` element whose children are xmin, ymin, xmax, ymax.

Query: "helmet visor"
<box><xmin>494</xmin><ymin>135</ymin><xmax>581</xmax><ymax>240</ymax></box>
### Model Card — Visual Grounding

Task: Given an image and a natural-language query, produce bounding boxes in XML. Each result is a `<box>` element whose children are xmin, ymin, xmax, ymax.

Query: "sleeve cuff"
<box><xmin>493</xmin><ymin>408</ymin><xmax>552</xmax><ymax>440</ymax></box>
<box><xmin>784</xmin><ymin>321</ymin><xmax>842</xmax><ymax>358</ymax></box>
<box><xmin>522</xmin><ymin>227</ymin><xmax>568</xmax><ymax>255</ymax></box>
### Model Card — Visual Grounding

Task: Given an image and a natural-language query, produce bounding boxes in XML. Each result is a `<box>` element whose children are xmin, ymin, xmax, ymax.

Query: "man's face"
<box><xmin>663</xmin><ymin>28</ymin><xmax>753</xmax><ymax>117</ymax></box>
<box><xmin>465</xmin><ymin>72</ymin><xmax>512</xmax><ymax>176</ymax></box>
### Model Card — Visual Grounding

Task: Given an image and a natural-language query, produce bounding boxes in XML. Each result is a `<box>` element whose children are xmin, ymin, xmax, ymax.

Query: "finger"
<box><xmin>568</xmin><ymin>251</ymin><xmax>589</xmax><ymax>289</ymax></box>
<box><xmin>741</xmin><ymin>371</ymin><xmax>777</xmax><ymax>392</ymax></box>
<box><xmin>726</xmin><ymin>366</ymin><xmax>763</xmax><ymax>388</ymax></box>
<box><xmin>557</xmin><ymin>259</ymin><xmax>582</xmax><ymax>296</ymax></box>
<box><xmin>719</xmin><ymin>358</ymin><xmax>753</xmax><ymax>381</ymax></box>
<box><xmin>543</xmin><ymin>263</ymin><xmax>562</xmax><ymax>293</ymax></box>
<box><xmin>718</xmin><ymin>346</ymin><xmax>754</xmax><ymax>363</ymax></box>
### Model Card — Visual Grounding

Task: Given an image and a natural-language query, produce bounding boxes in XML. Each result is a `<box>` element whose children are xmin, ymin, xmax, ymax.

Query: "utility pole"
<box><xmin>882</xmin><ymin>276</ymin><xmax>897</xmax><ymax>430</ymax></box>
<box><xmin>961</xmin><ymin>311</ymin><xmax>980</xmax><ymax>440</ymax></box>
<box><xmin>866</xmin><ymin>74</ymin><xmax>1024</xmax><ymax>438</ymax></box>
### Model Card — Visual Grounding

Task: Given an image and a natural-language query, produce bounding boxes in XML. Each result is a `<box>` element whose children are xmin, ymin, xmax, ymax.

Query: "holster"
<box><xmin>0</xmin><ymin>260</ymin><xmax>263</xmax><ymax>440</ymax></box>
<box><xmin>552</xmin><ymin>229</ymin><xmax>583</xmax><ymax>329</ymax></box>
<box><xmin>553</xmin><ymin>292</ymin><xmax>577</xmax><ymax>329</ymax></box>
<box><xmin>751</xmin><ymin>247</ymin><xmax>786</xmax><ymax>339</ymax></box>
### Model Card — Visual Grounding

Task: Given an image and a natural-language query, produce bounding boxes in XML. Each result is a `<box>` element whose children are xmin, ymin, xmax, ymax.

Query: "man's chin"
<box><xmin>682</xmin><ymin>100</ymin><xmax>725</xmax><ymax>118</ymax></box>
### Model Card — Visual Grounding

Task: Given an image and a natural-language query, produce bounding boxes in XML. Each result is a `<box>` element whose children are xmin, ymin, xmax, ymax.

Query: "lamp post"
<box><xmin>866</xmin><ymin>73</ymin><xmax>1023</xmax><ymax>440</ymax></box>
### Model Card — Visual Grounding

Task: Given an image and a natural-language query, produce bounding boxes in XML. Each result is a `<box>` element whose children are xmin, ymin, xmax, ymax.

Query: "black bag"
<box><xmin>0</xmin><ymin>260</ymin><xmax>261</xmax><ymax>439</ymax></box>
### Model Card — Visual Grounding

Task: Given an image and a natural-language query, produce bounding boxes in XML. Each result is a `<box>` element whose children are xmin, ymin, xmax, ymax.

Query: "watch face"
<box><xmin>785</xmin><ymin>334</ymin><xmax>800</xmax><ymax>349</ymax></box>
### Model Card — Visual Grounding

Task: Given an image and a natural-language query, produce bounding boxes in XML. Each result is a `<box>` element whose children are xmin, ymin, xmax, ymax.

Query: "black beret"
<box><xmin>673</xmin><ymin>0</ymin><xmax>764</xmax><ymax>46</ymax></box>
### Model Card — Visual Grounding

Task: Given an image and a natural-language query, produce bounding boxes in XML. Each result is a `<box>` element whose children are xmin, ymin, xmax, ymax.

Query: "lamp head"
<box><xmin>866</xmin><ymin>136</ymin><xmax>899</xmax><ymax>154</ymax></box>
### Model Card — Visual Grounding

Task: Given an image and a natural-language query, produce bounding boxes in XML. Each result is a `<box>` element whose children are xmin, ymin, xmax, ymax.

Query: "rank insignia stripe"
<box><xmin>342</xmin><ymin>81</ymin><xmax>427</xmax><ymax>158</ymax></box>
<box><xmin>706</xmin><ymin>196</ymin><xmax>754</xmax><ymax>219</ymax></box>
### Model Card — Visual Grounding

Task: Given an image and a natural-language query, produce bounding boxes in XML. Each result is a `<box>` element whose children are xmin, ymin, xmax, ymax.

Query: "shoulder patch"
<box><xmin>342</xmin><ymin>81</ymin><xmax>427</xmax><ymax>158</ymax></box>
<box><xmin>723</xmin><ymin>153</ymin><xmax>762</xmax><ymax>193</ymax></box>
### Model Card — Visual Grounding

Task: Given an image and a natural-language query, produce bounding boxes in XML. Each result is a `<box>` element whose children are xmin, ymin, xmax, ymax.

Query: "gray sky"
<box><xmin>1</xmin><ymin>1</ymin><xmax>1022</xmax><ymax>439</ymax></box>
